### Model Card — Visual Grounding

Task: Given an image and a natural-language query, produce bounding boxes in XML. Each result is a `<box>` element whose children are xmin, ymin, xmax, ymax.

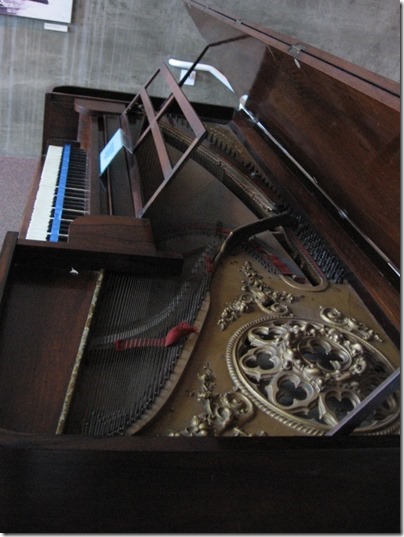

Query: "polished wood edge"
<box><xmin>0</xmin><ymin>231</ymin><xmax>18</xmax><ymax>308</ymax></box>
<box><xmin>67</xmin><ymin>215</ymin><xmax>155</xmax><ymax>251</ymax></box>
<box><xmin>74</xmin><ymin>98</ymin><xmax>126</xmax><ymax>116</ymax></box>
<box><xmin>0</xmin><ymin>427</ymin><xmax>399</xmax><ymax>451</ymax></box>
<box><xmin>15</xmin><ymin>238</ymin><xmax>183</xmax><ymax>275</ymax></box>
<box><xmin>88</xmin><ymin>115</ymin><xmax>101</xmax><ymax>213</ymax></box>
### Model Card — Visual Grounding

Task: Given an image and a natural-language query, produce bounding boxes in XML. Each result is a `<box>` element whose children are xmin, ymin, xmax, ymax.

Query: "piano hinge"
<box><xmin>288</xmin><ymin>43</ymin><xmax>305</xmax><ymax>58</ymax></box>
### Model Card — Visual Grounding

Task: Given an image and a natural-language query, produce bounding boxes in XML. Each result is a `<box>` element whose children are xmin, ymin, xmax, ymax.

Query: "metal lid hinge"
<box><xmin>288</xmin><ymin>43</ymin><xmax>305</xmax><ymax>68</ymax></box>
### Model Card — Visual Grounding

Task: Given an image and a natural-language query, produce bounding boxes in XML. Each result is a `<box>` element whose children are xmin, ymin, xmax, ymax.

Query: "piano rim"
<box><xmin>0</xmin><ymin>427</ymin><xmax>399</xmax><ymax>450</ymax></box>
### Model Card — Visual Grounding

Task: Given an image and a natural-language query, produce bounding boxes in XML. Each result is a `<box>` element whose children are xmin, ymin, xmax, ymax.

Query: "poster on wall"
<box><xmin>0</xmin><ymin>0</ymin><xmax>73</xmax><ymax>24</ymax></box>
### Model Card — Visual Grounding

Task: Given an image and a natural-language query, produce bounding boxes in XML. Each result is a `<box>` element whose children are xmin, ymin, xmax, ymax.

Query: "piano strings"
<box><xmin>49</xmin><ymin>116</ymin><xmax>352</xmax><ymax>437</ymax></box>
<box><xmin>62</xmin><ymin>230</ymin><xmax>218</xmax><ymax>436</ymax></box>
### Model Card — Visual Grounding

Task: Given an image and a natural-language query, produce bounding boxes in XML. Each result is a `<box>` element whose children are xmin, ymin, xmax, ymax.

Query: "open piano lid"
<box><xmin>183</xmin><ymin>0</ymin><xmax>400</xmax><ymax>276</ymax></box>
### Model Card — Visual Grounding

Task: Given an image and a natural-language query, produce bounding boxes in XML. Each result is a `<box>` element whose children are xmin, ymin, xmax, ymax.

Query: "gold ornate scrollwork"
<box><xmin>170</xmin><ymin>363</ymin><xmax>263</xmax><ymax>437</ymax></box>
<box><xmin>226</xmin><ymin>316</ymin><xmax>399</xmax><ymax>435</ymax></box>
<box><xmin>218</xmin><ymin>261</ymin><xmax>297</xmax><ymax>330</ymax></box>
<box><xmin>320</xmin><ymin>307</ymin><xmax>383</xmax><ymax>342</ymax></box>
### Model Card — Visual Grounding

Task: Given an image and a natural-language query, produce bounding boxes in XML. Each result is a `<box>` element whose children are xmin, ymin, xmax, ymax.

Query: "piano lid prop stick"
<box><xmin>115</xmin><ymin>322</ymin><xmax>198</xmax><ymax>351</ymax></box>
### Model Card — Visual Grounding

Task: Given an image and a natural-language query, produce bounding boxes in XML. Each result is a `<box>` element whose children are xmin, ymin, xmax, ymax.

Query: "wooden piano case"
<box><xmin>0</xmin><ymin>1</ymin><xmax>399</xmax><ymax>532</ymax></box>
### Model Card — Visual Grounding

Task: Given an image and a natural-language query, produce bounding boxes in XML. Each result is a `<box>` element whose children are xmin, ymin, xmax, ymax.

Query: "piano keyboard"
<box><xmin>26</xmin><ymin>144</ymin><xmax>88</xmax><ymax>242</ymax></box>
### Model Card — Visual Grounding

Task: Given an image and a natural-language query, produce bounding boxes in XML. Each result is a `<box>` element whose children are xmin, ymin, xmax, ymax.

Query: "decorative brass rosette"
<box><xmin>226</xmin><ymin>315</ymin><xmax>400</xmax><ymax>435</ymax></box>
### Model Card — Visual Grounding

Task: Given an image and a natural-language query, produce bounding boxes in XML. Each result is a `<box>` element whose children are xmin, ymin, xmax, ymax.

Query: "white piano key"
<box><xmin>26</xmin><ymin>145</ymin><xmax>63</xmax><ymax>240</ymax></box>
<box><xmin>25</xmin><ymin>228</ymin><xmax>49</xmax><ymax>241</ymax></box>
<box><xmin>26</xmin><ymin>144</ymin><xmax>88</xmax><ymax>242</ymax></box>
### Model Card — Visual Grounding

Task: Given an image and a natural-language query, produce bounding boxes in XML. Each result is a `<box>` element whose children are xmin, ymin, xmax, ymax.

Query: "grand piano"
<box><xmin>0</xmin><ymin>1</ymin><xmax>399</xmax><ymax>532</ymax></box>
